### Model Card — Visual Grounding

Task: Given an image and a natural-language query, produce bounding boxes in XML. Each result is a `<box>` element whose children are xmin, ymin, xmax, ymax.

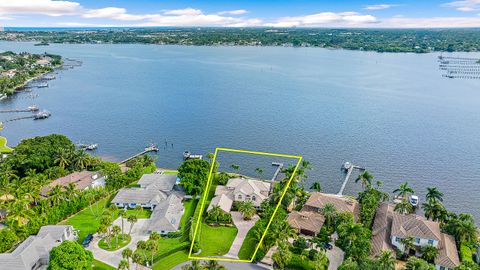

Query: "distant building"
<box><xmin>147</xmin><ymin>194</ymin><xmax>184</xmax><ymax>235</ymax></box>
<box><xmin>287</xmin><ymin>192</ymin><xmax>360</xmax><ymax>236</ymax></box>
<box><xmin>371</xmin><ymin>203</ymin><xmax>460</xmax><ymax>270</ymax></box>
<box><xmin>1</xmin><ymin>70</ymin><xmax>16</xmax><ymax>78</ymax></box>
<box><xmin>0</xmin><ymin>225</ymin><xmax>76</xmax><ymax>270</ymax></box>
<box><xmin>41</xmin><ymin>171</ymin><xmax>105</xmax><ymax>197</ymax></box>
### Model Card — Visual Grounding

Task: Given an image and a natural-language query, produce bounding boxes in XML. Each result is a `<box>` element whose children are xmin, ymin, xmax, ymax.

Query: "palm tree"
<box><xmin>320</xmin><ymin>203</ymin><xmax>337</xmax><ymax>229</ymax></box>
<box><xmin>455</xmin><ymin>214</ymin><xmax>478</xmax><ymax>244</ymax></box>
<box><xmin>393</xmin><ymin>182</ymin><xmax>414</xmax><ymax>200</ymax></box>
<box><xmin>207</xmin><ymin>205</ymin><xmax>223</xmax><ymax>223</ymax></box>
<box><xmin>145</xmin><ymin>240</ymin><xmax>158</xmax><ymax>267</ymax></box>
<box><xmin>73</xmin><ymin>150</ymin><xmax>91</xmax><ymax>170</ymax></box>
<box><xmin>127</xmin><ymin>214</ymin><xmax>138</xmax><ymax>235</ymax></box>
<box><xmin>422</xmin><ymin>200</ymin><xmax>446</xmax><ymax>222</ymax></box>
<box><xmin>272</xmin><ymin>243</ymin><xmax>292</xmax><ymax>269</ymax></box>
<box><xmin>122</xmin><ymin>248</ymin><xmax>133</xmax><ymax>269</ymax></box>
<box><xmin>425</xmin><ymin>187</ymin><xmax>443</xmax><ymax>203</ymax></box>
<box><xmin>203</xmin><ymin>260</ymin><xmax>226</xmax><ymax>270</ymax></box>
<box><xmin>119</xmin><ymin>211</ymin><xmax>126</xmax><ymax>238</ymax></box>
<box><xmin>238</xmin><ymin>201</ymin><xmax>256</xmax><ymax>220</ymax></box>
<box><xmin>421</xmin><ymin>245</ymin><xmax>439</xmax><ymax>263</ymax></box>
<box><xmin>132</xmin><ymin>252</ymin><xmax>143</xmax><ymax>269</ymax></box>
<box><xmin>112</xmin><ymin>225</ymin><xmax>121</xmax><ymax>248</ymax></box>
<box><xmin>136</xmin><ymin>240</ymin><xmax>148</xmax><ymax>263</ymax></box>
<box><xmin>310</xmin><ymin>182</ymin><xmax>322</xmax><ymax>192</ymax></box>
<box><xmin>55</xmin><ymin>148</ymin><xmax>72</xmax><ymax>169</ymax></box>
<box><xmin>181</xmin><ymin>260</ymin><xmax>202</xmax><ymax>270</ymax></box>
<box><xmin>149</xmin><ymin>231</ymin><xmax>161</xmax><ymax>241</ymax></box>
<box><xmin>48</xmin><ymin>185</ymin><xmax>64</xmax><ymax>206</ymax></box>
<box><xmin>64</xmin><ymin>182</ymin><xmax>77</xmax><ymax>201</ymax></box>
<box><xmin>376</xmin><ymin>250</ymin><xmax>395</xmax><ymax>270</ymax></box>
<box><xmin>355</xmin><ymin>171</ymin><xmax>373</xmax><ymax>189</ymax></box>
<box><xmin>394</xmin><ymin>200</ymin><xmax>414</xmax><ymax>214</ymax></box>
<box><xmin>400</xmin><ymin>236</ymin><xmax>415</xmax><ymax>256</ymax></box>
<box><xmin>118</xmin><ymin>259</ymin><xmax>129</xmax><ymax>270</ymax></box>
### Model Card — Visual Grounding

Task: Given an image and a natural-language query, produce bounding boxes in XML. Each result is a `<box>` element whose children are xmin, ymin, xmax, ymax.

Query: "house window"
<box><xmin>246</xmin><ymin>195</ymin><xmax>251</xmax><ymax>200</ymax></box>
<box><xmin>238</xmin><ymin>195</ymin><xmax>242</xmax><ymax>200</ymax></box>
<box><xmin>439</xmin><ymin>266</ymin><xmax>445</xmax><ymax>270</ymax></box>
<box><xmin>395</xmin><ymin>237</ymin><xmax>401</xmax><ymax>242</ymax></box>
<box><xmin>252</xmin><ymin>195</ymin><xmax>256</xmax><ymax>201</ymax></box>
<box><xmin>415</xmin><ymin>238</ymin><xmax>420</xmax><ymax>244</ymax></box>
<box><xmin>428</xmin><ymin>239</ymin><xmax>434</xmax><ymax>245</ymax></box>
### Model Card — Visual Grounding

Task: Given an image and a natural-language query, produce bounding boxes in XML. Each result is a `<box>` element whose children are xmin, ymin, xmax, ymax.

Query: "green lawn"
<box><xmin>198</xmin><ymin>223</ymin><xmax>237</xmax><ymax>257</ymax></box>
<box><xmin>0</xmin><ymin>136</ymin><xmax>13</xmax><ymax>153</ymax></box>
<box><xmin>124</xmin><ymin>208</ymin><xmax>152</xmax><ymax>219</ymax></box>
<box><xmin>153</xmin><ymin>250</ymin><xmax>189</xmax><ymax>270</ymax></box>
<box><xmin>162</xmin><ymin>170</ymin><xmax>178</xmax><ymax>175</ymax></box>
<box><xmin>60</xmin><ymin>197</ymin><xmax>110</xmax><ymax>243</ymax></box>
<box><xmin>98</xmin><ymin>234</ymin><xmax>131</xmax><ymax>251</ymax></box>
<box><xmin>92</xmin><ymin>259</ymin><xmax>115</xmax><ymax>270</ymax></box>
<box><xmin>179</xmin><ymin>199</ymin><xmax>197</xmax><ymax>232</ymax></box>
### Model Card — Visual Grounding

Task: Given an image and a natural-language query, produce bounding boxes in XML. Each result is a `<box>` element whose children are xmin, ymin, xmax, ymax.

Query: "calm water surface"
<box><xmin>1</xmin><ymin>42</ymin><xmax>479</xmax><ymax>220</ymax></box>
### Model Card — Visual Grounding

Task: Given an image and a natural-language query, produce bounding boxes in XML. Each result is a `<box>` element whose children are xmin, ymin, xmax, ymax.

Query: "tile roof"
<box><xmin>436</xmin><ymin>233</ymin><xmax>460</xmax><ymax>269</ymax></box>
<box><xmin>371</xmin><ymin>203</ymin><xmax>395</xmax><ymax>257</ymax></box>
<box><xmin>208</xmin><ymin>194</ymin><xmax>233</xmax><ymax>213</ymax></box>
<box><xmin>138</xmin><ymin>173</ymin><xmax>177</xmax><ymax>191</ymax></box>
<box><xmin>391</xmin><ymin>213</ymin><xmax>442</xmax><ymax>241</ymax></box>
<box><xmin>148</xmin><ymin>194</ymin><xmax>184</xmax><ymax>232</ymax></box>
<box><xmin>287</xmin><ymin>211</ymin><xmax>325</xmax><ymax>235</ymax></box>
<box><xmin>111</xmin><ymin>188</ymin><xmax>167</xmax><ymax>205</ymax></box>
<box><xmin>226</xmin><ymin>178</ymin><xmax>271</xmax><ymax>201</ymax></box>
<box><xmin>41</xmin><ymin>171</ymin><xmax>102</xmax><ymax>196</ymax></box>
<box><xmin>303</xmin><ymin>192</ymin><xmax>360</xmax><ymax>219</ymax></box>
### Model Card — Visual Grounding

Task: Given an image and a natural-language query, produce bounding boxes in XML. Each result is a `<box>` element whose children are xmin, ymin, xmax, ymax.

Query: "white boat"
<box><xmin>28</xmin><ymin>105</ymin><xmax>39</xmax><ymax>111</ymax></box>
<box><xmin>343</xmin><ymin>162</ymin><xmax>352</xmax><ymax>170</ymax></box>
<box><xmin>409</xmin><ymin>195</ymin><xmax>419</xmax><ymax>207</ymax></box>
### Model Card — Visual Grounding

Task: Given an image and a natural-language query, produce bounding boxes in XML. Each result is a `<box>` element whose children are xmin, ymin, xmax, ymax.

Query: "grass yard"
<box><xmin>60</xmin><ymin>197</ymin><xmax>110</xmax><ymax>243</ymax></box>
<box><xmin>98</xmin><ymin>234</ymin><xmax>131</xmax><ymax>251</ymax></box>
<box><xmin>153</xmin><ymin>250</ymin><xmax>189</xmax><ymax>270</ymax></box>
<box><xmin>124</xmin><ymin>208</ymin><xmax>152</xmax><ymax>219</ymax></box>
<box><xmin>161</xmin><ymin>170</ymin><xmax>178</xmax><ymax>174</ymax></box>
<box><xmin>198</xmin><ymin>223</ymin><xmax>237</xmax><ymax>257</ymax></box>
<box><xmin>92</xmin><ymin>259</ymin><xmax>115</xmax><ymax>270</ymax></box>
<box><xmin>0</xmin><ymin>136</ymin><xmax>13</xmax><ymax>153</ymax></box>
<box><xmin>179</xmin><ymin>199</ymin><xmax>197</xmax><ymax>232</ymax></box>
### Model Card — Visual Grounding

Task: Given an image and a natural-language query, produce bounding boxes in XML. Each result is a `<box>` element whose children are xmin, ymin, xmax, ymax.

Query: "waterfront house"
<box><xmin>287</xmin><ymin>192</ymin><xmax>360</xmax><ymax>236</ymax></box>
<box><xmin>0</xmin><ymin>225</ymin><xmax>76</xmax><ymax>269</ymax></box>
<box><xmin>138</xmin><ymin>173</ymin><xmax>177</xmax><ymax>191</ymax></box>
<box><xmin>1</xmin><ymin>69</ymin><xmax>16</xmax><ymax>78</ymax></box>
<box><xmin>147</xmin><ymin>194</ymin><xmax>184</xmax><ymax>235</ymax></box>
<box><xmin>371</xmin><ymin>203</ymin><xmax>460</xmax><ymax>270</ymax></box>
<box><xmin>41</xmin><ymin>171</ymin><xmax>105</xmax><ymax>197</ymax></box>
<box><xmin>208</xmin><ymin>177</ymin><xmax>272</xmax><ymax>213</ymax></box>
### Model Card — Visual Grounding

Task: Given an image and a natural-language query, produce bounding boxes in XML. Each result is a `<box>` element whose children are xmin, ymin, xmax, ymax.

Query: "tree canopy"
<box><xmin>178</xmin><ymin>159</ymin><xmax>211</xmax><ymax>195</ymax></box>
<box><xmin>48</xmin><ymin>240</ymin><xmax>93</xmax><ymax>270</ymax></box>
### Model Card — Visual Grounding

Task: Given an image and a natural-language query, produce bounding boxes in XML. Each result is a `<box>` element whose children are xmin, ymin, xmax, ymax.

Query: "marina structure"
<box><xmin>438</xmin><ymin>56</ymin><xmax>480</xmax><ymax>79</ymax></box>
<box><xmin>337</xmin><ymin>161</ymin><xmax>365</xmax><ymax>195</ymax></box>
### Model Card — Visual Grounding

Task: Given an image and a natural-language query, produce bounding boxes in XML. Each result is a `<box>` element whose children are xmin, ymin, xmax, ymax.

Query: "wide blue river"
<box><xmin>1</xmin><ymin>42</ymin><xmax>479</xmax><ymax>220</ymax></box>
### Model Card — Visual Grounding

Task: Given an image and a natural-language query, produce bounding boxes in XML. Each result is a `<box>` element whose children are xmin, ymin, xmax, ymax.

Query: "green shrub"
<box><xmin>460</xmin><ymin>243</ymin><xmax>474</xmax><ymax>263</ymax></box>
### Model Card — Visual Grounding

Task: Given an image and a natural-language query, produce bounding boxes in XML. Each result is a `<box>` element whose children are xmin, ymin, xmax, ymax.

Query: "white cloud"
<box><xmin>218</xmin><ymin>9</ymin><xmax>248</xmax><ymax>15</ymax></box>
<box><xmin>0</xmin><ymin>0</ymin><xmax>81</xmax><ymax>16</ymax></box>
<box><xmin>265</xmin><ymin>12</ymin><xmax>378</xmax><ymax>27</ymax></box>
<box><xmin>163</xmin><ymin>8</ymin><xmax>202</xmax><ymax>16</ymax></box>
<box><xmin>364</xmin><ymin>4</ymin><xmax>397</xmax><ymax>10</ymax></box>
<box><xmin>443</xmin><ymin>0</ymin><xmax>480</xmax><ymax>12</ymax></box>
<box><xmin>82</xmin><ymin>7</ymin><xmax>155</xmax><ymax>21</ymax></box>
<box><xmin>379</xmin><ymin>16</ymin><xmax>480</xmax><ymax>27</ymax></box>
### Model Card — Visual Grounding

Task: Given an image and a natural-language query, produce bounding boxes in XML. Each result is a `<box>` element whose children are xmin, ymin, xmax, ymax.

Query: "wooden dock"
<box><xmin>337</xmin><ymin>162</ymin><xmax>365</xmax><ymax>195</ymax></box>
<box><xmin>0</xmin><ymin>107</ymin><xmax>39</xmax><ymax>113</ymax></box>
<box><xmin>271</xmin><ymin>162</ymin><xmax>284</xmax><ymax>181</ymax></box>
<box><xmin>119</xmin><ymin>145</ymin><xmax>159</xmax><ymax>164</ymax></box>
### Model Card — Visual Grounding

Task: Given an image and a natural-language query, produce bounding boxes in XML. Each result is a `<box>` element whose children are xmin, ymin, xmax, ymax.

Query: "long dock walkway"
<box><xmin>337</xmin><ymin>162</ymin><xmax>365</xmax><ymax>195</ymax></box>
<box><xmin>119</xmin><ymin>145</ymin><xmax>159</xmax><ymax>164</ymax></box>
<box><xmin>271</xmin><ymin>162</ymin><xmax>284</xmax><ymax>181</ymax></box>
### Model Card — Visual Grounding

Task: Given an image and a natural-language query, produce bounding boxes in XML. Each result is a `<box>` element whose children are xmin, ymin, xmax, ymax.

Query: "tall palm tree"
<box><xmin>64</xmin><ymin>182</ymin><xmax>77</xmax><ymax>201</ymax></box>
<box><xmin>181</xmin><ymin>260</ymin><xmax>202</xmax><ymax>270</ymax></box>
<box><xmin>238</xmin><ymin>201</ymin><xmax>256</xmax><ymax>220</ymax></box>
<box><xmin>425</xmin><ymin>187</ymin><xmax>444</xmax><ymax>203</ymax></box>
<box><xmin>136</xmin><ymin>240</ymin><xmax>148</xmax><ymax>263</ymax></box>
<box><xmin>422</xmin><ymin>200</ymin><xmax>446</xmax><ymax>222</ymax></box>
<box><xmin>122</xmin><ymin>248</ymin><xmax>133</xmax><ymax>269</ymax></box>
<box><xmin>394</xmin><ymin>200</ymin><xmax>414</xmax><ymax>214</ymax></box>
<box><xmin>118</xmin><ymin>259</ymin><xmax>129</xmax><ymax>270</ymax></box>
<box><xmin>355</xmin><ymin>171</ymin><xmax>373</xmax><ymax>189</ymax></box>
<box><xmin>400</xmin><ymin>236</ymin><xmax>415</xmax><ymax>256</ymax></box>
<box><xmin>310</xmin><ymin>182</ymin><xmax>322</xmax><ymax>192</ymax></box>
<box><xmin>48</xmin><ymin>185</ymin><xmax>64</xmax><ymax>206</ymax></box>
<box><xmin>455</xmin><ymin>214</ymin><xmax>478</xmax><ymax>244</ymax></box>
<box><xmin>127</xmin><ymin>215</ymin><xmax>138</xmax><ymax>235</ymax></box>
<box><xmin>149</xmin><ymin>231</ymin><xmax>161</xmax><ymax>241</ymax></box>
<box><xmin>132</xmin><ymin>252</ymin><xmax>143</xmax><ymax>269</ymax></box>
<box><xmin>421</xmin><ymin>245</ymin><xmax>439</xmax><ymax>263</ymax></box>
<box><xmin>207</xmin><ymin>205</ymin><xmax>223</xmax><ymax>223</ymax></box>
<box><xmin>55</xmin><ymin>148</ymin><xmax>72</xmax><ymax>169</ymax></box>
<box><xmin>145</xmin><ymin>240</ymin><xmax>158</xmax><ymax>267</ymax></box>
<box><xmin>112</xmin><ymin>225</ymin><xmax>121</xmax><ymax>248</ymax></box>
<box><xmin>376</xmin><ymin>250</ymin><xmax>395</xmax><ymax>270</ymax></box>
<box><xmin>393</xmin><ymin>182</ymin><xmax>414</xmax><ymax>200</ymax></box>
<box><xmin>320</xmin><ymin>203</ymin><xmax>337</xmax><ymax>229</ymax></box>
<box><xmin>73</xmin><ymin>150</ymin><xmax>91</xmax><ymax>170</ymax></box>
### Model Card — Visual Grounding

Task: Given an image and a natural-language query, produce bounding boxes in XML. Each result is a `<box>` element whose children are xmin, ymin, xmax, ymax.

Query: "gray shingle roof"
<box><xmin>138</xmin><ymin>173</ymin><xmax>177</xmax><ymax>191</ymax></box>
<box><xmin>148</xmin><ymin>194</ymin><xmax>184</xmax><ymax>232</ymax></box>
<box><xmin>111</xmin><ymin>188</ymin><xmax>167</xmax><ymax>205</ymax></box>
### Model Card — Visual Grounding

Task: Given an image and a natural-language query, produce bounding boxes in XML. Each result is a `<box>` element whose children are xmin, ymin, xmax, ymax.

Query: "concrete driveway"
<box><xmin>173</xmin><ymin>261</ymin><xmax>268</xmax><ymax>270</ymax></box>
<box><xmin>326</xmin><ymin>244</ymin><xmax>344</xmax><ymax>270</ymax></box>
<box><xmin>87</xmin><ymin>217</ymin><xmax>150</xmax><ymax>267</ymax></box>
<box><xmin>225</xmin><ymin>212</ymin><xmax>259</xmax><ymax>259</ymax></box>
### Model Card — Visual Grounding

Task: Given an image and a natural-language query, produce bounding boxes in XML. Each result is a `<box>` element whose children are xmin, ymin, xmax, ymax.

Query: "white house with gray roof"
<box><xmin>0</xmin><ymin>225</ymin><xmax>76</xmax><ymax>270</ymax></box>
<box><xmin>138</xmin><ymin>173</ymin><xmax>177</xmax><ymax>191</ymax></box>
<box><xmin>147</xmin><ymin>194</ymin><xmax>184</xmax><ymax>235</ymax></box>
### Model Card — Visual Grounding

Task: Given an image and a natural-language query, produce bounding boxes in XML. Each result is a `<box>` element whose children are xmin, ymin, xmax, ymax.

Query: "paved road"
<box><xmin>225</xmin><ymin>212</ymin><xmax>259</xmax><ymax>259</ymax></box>
<box><xmin>87</xmin><ymin>217</ymin><xmax>150</xmax><ymax>267</ymax></box>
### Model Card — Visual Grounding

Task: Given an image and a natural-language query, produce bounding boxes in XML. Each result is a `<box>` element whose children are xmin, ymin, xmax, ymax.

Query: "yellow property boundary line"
<box><xmin>188</xmin><ymin>147</ymin><xmax>302</xmax><ymax>263</ymax></box>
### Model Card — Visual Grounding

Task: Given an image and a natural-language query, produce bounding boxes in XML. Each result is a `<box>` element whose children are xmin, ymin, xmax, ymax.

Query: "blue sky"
<box><xmin>1</xmin><ymin>0</ymin><xmax>480</xmax><ymax>28</ymax></box>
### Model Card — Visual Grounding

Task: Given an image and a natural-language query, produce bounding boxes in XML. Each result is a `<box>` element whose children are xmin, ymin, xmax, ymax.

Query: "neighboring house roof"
<box><xmin>138</xmin><ymin>173</ymin><xmax>177</xmax><ymax>191</ymax></box>
<box><xmin>371</xmin><ymin>203</ymin><xmax>460</xmax><ymax>268</ymax></box>
<box><xmin>436</xmin><ymin>233</ymin><xmax>461</xmax><ymax>269</ymax></box>
<box><xmin>208</xmin><ymin>194</ymin><xmax>233</xmax><ymax>213</ymax></box>
<box><xmin>371</xmin><ymin>203</ymin><xmax>395</xmax><ymax>257</ymax></box>
<box><xmin>148</xmin><ymin>194</ymin><xmax>184</xmax><ymax>232</ymax></box>
<box><xmin>302</xmin><ymin>192</ymin><xmax>360</xmax><ymax>219</ymax></box>
<box><xmin>111</xmin><ymin>188</ymin><xmax>167</xmax><ymax>205</ymax></box>
<box><xmin>41</xmin><ymin>171</ymin><xmax>103</xmax><ymax>196</ymax></box>
<box><xmin>227</xmin><ymin>177</ymin><xmax>271</xmax><ymax>201</ymax></box>
<box><xmin>391</xmin><ymin>213</ymin><xmax>442</xmax><ymax>241</ymax></box>
<box><xmin>287</xmin><ymin>211</ymin><xmax>325</xmax><ymax>235</ymax></box>
<box><xmin>0</xmin><ymin>225</ymin><xmax>73</xmax><ymax>270</ymax></box>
